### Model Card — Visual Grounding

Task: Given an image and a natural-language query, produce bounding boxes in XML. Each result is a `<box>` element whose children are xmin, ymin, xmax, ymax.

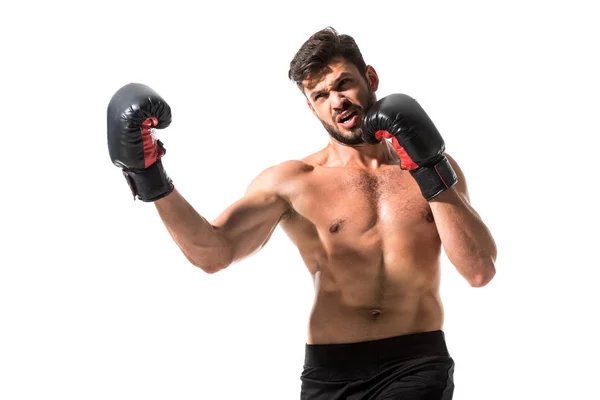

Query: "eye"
<box><xmin>338</xmin><ymin>78</ymin><xmax>351</xmax><ymax>88</ymax></box>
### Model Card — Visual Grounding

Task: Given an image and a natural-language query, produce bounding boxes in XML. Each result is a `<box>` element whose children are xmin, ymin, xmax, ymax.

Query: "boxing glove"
<box><xmin>107</xmin><ymin>83</ymin><xmax>174</xmax><ymax>202</ymax></box>
<box><xmin>362</xmin><ymin>94</ymin><xmax>457</xmax><ymax>200</ymax></box>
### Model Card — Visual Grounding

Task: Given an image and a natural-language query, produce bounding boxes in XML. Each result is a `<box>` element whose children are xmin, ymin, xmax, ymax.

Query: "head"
<box><xmin>288</xmin><ymin>27</ymin><xmax>379</xmax><ymax>145</ymax></box>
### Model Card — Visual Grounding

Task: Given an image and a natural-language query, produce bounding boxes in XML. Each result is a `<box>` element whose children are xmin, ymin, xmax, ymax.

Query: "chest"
<box><xmin>287</xmin><ymin>167</ymin><xmax>435</xmax><ymax>238</ymax></box>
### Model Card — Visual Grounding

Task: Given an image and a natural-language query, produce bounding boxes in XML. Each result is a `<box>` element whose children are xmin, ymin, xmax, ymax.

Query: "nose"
<box><xmin>330</xmin><ymin>92</ymin><xmax>347</xmax><ymax>110</ymax></box>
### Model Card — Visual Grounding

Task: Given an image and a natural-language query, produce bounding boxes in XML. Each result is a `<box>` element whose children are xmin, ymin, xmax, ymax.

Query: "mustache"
<box><xmin>333</xmin><ymin>101</ymin><xmax>364</xmax><ymax>121</ymax></box>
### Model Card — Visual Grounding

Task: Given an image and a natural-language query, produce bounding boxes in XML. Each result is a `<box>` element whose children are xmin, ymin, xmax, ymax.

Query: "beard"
<box><xmin>320</xmin><ymin>90</ymin><xmax>377</xmax><ymax>146</ymax></box>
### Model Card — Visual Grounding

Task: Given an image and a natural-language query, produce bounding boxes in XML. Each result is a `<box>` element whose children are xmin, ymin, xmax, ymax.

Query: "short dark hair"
<box><xmin>288</xmin><ymin>27</ymin><xmax>367</xmax><ymax>90</ymax></box>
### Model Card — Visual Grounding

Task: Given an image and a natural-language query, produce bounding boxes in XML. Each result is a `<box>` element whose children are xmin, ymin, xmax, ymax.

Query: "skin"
<box><xmin>154</xmin><ymin>58</ymin><xmax>497</xmax><ymax>345</ymax></box>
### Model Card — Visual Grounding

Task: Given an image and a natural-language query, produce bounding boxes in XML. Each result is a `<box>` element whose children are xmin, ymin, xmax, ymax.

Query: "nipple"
<box><xmin>329</xmin><ymin>219</ymin><xmax>345</xmax><ymax>234</ymax></box>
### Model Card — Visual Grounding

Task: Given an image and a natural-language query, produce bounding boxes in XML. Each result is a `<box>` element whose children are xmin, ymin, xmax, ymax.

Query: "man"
<box><xmin>107</xmin><ymin>27</ymin><xmax>497</xmax><ymax>399</ymax></box>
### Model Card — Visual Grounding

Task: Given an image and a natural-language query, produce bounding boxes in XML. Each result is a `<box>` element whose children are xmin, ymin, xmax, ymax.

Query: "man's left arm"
<box><xmin>361</xmin><ymin>94</ymin><xmax>497</xmax><ymax>287</ymax></box>
<box><xmin>428</xmin><ymin>153</ymin><xmax>497</xmax><ymax>287</ymax></box>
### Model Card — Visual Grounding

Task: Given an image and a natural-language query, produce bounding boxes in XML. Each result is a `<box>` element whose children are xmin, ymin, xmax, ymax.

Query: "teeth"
<box><xmin>340</xmin><ymin>112</ymin><xmax>355</xmax><ymax>123</ymax></box>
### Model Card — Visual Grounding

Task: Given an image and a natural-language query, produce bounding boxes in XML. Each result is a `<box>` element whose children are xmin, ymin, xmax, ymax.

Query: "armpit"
<box><xmin>281</xmin><ymin>206</ymin><xmax>298</xmax><ymax>221</ymax></box>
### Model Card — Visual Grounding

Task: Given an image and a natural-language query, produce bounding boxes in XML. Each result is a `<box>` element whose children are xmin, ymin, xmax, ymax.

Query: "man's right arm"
<box><xmin>107</xmin><ymin>82</ymin><xmax>292</xmax><ymax>273</ymax></box>
<box><xmin>154</xmin><ymin>165</ymin><xmax>292</xmax><ymax>274</ymax></box>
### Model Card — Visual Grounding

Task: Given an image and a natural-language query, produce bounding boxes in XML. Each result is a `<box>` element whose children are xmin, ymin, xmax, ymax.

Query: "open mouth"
<box><xmin>337</xmin><ymin>110</ymin><xmax>360</xmax><ymax>129</ymax></box>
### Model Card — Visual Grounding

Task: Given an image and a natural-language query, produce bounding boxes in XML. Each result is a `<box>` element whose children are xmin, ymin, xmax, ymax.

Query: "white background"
<box><xmin>1</xmin><ymin>0</ymin><xmax>599</xmax><ymax>398</ymax></box>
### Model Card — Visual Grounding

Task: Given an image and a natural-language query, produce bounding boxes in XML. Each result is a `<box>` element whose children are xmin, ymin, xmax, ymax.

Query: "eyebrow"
<box><xmin>310</xmin><ymin>72</ymin><xmax>354</xmax><ymax>100</ymax></box>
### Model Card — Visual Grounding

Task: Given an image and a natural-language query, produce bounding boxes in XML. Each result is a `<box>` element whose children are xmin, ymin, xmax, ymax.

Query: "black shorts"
<box><xmin>300</xmin><ymin>330</ymin><xmax>455</xmax><ymax>400</ymax></box>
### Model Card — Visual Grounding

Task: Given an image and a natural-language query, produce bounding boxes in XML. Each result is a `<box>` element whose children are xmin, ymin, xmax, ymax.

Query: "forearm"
<box><xmin>429</xmin><ymin>188</ymin><xmax>497</xmax><ymax>286</ymax></box>
<box><xmin>154</xmin><ymin>189</ymin><xmax>231</xmax><ymax>273</ymax></box>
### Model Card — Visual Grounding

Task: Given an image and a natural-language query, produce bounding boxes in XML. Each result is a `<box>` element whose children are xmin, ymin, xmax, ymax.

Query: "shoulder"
<box><xmin>245</xmin><ymin>160</ymin><xmax>314</xmax><ymax>196</ymax></box>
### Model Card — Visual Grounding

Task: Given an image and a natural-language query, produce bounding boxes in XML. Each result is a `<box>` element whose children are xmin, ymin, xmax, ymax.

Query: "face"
<box><xmin>302</xmin><ymin>58</ymin><xmax>379</xmax><ymax>145</ymax></box>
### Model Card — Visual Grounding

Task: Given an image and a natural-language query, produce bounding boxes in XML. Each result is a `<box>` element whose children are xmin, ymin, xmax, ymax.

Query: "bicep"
<box><xmin>210</xmin><ymin>192</ymin><xmax>289</xmax><ymax>263</ymax></box>
<box><xmin>210</xmin><ymin>166</ymin><xmax>291</xmax><ymax>263</ymax></box>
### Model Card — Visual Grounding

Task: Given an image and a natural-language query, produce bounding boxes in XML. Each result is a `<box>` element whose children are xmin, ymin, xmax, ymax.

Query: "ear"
<box><xmin>306</xmin><ymin>98</ymin><xmax>317</xmax><ymax>116</ymax></box>
<box><xmin>365</xmin><ymin>65</ymin><xmax>379</xmax><ymax>92</ymax></box>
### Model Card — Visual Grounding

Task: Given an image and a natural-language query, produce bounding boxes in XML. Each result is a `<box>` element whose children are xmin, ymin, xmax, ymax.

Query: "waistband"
<box><xmin>304</xmin><ymin>330</ymin><xmax>449</xmax><ymax>368</ymax></box>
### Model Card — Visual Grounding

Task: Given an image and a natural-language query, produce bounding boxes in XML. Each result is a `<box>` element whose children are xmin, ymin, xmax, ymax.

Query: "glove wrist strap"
<box><xmin>410</xmin><ymin>156</ymin><xmax>458</xmax><ymax>200</ymax></box>
<box><xmin>122</xmin><ymin>159</ymin><xmax>174</xmax><ymax>202</ymax></box>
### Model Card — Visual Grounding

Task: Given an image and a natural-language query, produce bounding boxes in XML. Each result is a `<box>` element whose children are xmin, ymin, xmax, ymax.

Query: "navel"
<box><xmin>369</xmin><ymin>309</ymin><xmax>382</xmax><ymax>319</ymax></box>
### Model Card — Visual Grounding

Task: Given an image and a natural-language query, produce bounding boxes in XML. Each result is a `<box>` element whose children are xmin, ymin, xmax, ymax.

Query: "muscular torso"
<box><xmin>278</xmin><ymin>146</ymin><xmax>444</xmax><ymax>344</ymax></box>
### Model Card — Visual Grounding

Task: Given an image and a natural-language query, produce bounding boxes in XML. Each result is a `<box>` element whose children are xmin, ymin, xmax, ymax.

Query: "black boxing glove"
<box><xmin>362</xmin><ymin>94</ymin><xmax>457</xmax><ymax>200</ymax></box>
<box><xmin>107</xmin><ymin>83</ymin><xmax>174</xmax><ymax>202</ymax></box>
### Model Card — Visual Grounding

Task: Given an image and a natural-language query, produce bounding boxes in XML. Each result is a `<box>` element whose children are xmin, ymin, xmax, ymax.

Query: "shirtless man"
<box><xmin>107</xmin><ymin>27</ymin><xmax>497</xmax><ymax>400</ymax></box>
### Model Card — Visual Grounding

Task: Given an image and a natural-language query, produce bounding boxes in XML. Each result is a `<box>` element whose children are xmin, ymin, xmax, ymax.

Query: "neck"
<box><xmin>326</xmin><ymin>138</ymin><xmax>396</xmax><ymax>169</ymax></box>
